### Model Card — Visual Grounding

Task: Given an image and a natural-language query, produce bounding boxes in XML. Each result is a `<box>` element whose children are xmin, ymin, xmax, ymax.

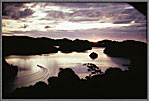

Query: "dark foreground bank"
<box><xmin>6</xmin><ymin>60</ymin><xmax>147</xmax><ymax>99</ymax></box>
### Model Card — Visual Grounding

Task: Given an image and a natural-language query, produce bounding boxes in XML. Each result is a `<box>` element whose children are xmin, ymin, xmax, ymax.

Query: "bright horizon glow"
<box><xmin>3</xmin><ymin>20</ymin><xmax>134</xmax><ymax>33</ymax></box>
<box><xmin>89</xmin><ymin>40</ymin><xmax>99</xmax><ymax>43</ymax></box>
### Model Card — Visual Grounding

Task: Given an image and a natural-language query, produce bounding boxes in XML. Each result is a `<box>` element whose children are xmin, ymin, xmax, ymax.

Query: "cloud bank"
<box><xmin>2</xmin><ymin>2</ymin><xmax>146</xmax><ymax>42</ymax></box>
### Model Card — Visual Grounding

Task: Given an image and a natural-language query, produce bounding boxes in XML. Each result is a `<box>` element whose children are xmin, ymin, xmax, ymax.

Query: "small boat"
<box><xmin>37</xmin><ymin>65</ymin><xmax>44</xmax><ymax>68</ymax></box>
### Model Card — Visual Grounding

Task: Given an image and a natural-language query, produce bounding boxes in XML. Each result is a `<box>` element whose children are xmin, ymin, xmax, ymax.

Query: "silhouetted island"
<box><xmin>89</xmin><ymin>52</ymin><xmax>98</xmax><ymax>59</ymax></box>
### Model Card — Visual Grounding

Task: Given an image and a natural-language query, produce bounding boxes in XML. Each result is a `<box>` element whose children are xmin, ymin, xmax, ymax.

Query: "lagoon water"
<box><xmin>5</xmin><ymin>47</ymin><xmax>130</xmax><ymax>90</ymax></box>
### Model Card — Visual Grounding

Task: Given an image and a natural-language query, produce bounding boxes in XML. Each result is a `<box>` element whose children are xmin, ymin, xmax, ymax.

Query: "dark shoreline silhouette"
<box><xmin>3</xmin><ymin>36</ymin><xmax>146</xmax><ymax>56</ymax></box>
<box><xmin>2</xmin><ymin>36</ymin><xmax>147</xmax><ymax>99</ymax></box>
<box><xmin>3</xmin><ymin>36</ymin><xmax>92</xmax><ymax>56</ymax></box>
<box><xmin>2</xmin><ymin>58</ymin><xmax>18</xmax><ymax>96</ymax></box>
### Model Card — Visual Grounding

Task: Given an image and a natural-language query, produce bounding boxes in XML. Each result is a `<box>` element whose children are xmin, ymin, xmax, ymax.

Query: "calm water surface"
<box><xmin>5</xmin><ymin>47</ymin><xmax>130</xmax><ymax>90</ymax></box>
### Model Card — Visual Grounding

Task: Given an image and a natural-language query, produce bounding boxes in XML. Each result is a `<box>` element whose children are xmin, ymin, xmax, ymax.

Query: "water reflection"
<box><xmin>5</xmin><ymin>47</ymin><xmax>130</xmax><ymax>89</ymax></box>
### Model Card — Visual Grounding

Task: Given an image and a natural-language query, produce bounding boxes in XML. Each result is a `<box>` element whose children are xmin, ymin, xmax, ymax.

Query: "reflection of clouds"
<box><xmin>5</xmin><ymin>56</ymin><xmax>41</xmax><ymax>74</ymax></box>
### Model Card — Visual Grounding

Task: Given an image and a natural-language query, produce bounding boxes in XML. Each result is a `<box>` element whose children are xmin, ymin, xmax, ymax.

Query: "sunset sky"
<box><xmin>2</xmin><ymin>2</ymin><xmax>146</xmax><ymax>42</ymax></box>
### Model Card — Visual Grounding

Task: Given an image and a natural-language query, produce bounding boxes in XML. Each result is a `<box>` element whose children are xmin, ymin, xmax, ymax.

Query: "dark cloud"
<box><xmin>45</xmin><ymin>10</ymin><xmax>65</xmax><ymax>19</ymax></box>
<box><xmin>11</xmin><ymin>9</ymin><xmax>34</xmax><ymax>19</ymax></box>
<box><xmin>79</xmin><ymin>10</ymin><xmax>101</xmax><ymax>18</ymax></box>
<box><xmin>2</xmin><ymin>3</ymin><xmax>34</xmax><ymax>20</ymax></box>
<box><xmin>9</xmin><ymin>31</ymin><xmax>32</xmax><ymax>34</ymax></box>
<box><xmin>113</xmin><ymin>28</ymin><xmax>146</xmax><ymax>33</ymax></box>
<box><xmin>68</xmin><ymin>10</ymin><xmax>88</xmax><ymax>17</ymax></box>
<box><xmin>122</xmin><ymin>9</ymin><xmax>135</xmax><ymax>14</ymax></box>
<box><xmin>38</xmin><ymin>3</ymin><xmax>145</xmax><ymax>25</ymax></box>
<box><xmin>113</xmin><ymin>20</ymin><xmax>132</xmax><ymax>24</ymax></box>
<box><xmin>52</xmin><ymin>3</ymin><xmax>128</xmax><ymax>9</ymax></box>
<box><xmin>43</xmin><ymin>9</ymin><xmax>102</xmax><ymax>21</ymax></box>
<box><xmin>45</xmin><ymin>26</ymin><xmax>53</xmax><ymax>28</ymax></box>
<box><xmin>49</xmin><ymin>3</ymin><xmax>93</xmax><ymax>8</ymax></box>
<box><xmin>2</xmin><ymin>32</ymin><xmax>12</xmax><ymax>35</ymax></box>
<box><xmin>28</xmin><ymin>2</ymin><xmax>128</xmax><ymax>10</ymax></box>
<box><xmin>118</xmin><ymin>9</ymin><xmax>145</xmax><ymax>22</ymax></box>
<box><xmin>68</xmin><ymin>10</ymin><xmax>102</xmax><ymax>18</ymax></box>
<box><xmin>69</xmin><ymin>18</ymin><xmax>100</xmax><ymax>22</ymax></box>
<box><xmin>138</xmin><ymin>29</ymin><xmax>146</xmax><ymax>33</ymax></box>
<box><xmin>134</xmin><ymin>23</ymin><xmax>147</xmax><ymax>27</ymax></box>
<box><xmin>2</xmin><ymin>3</ymin><xmax>24</xmax><ymax>16</ymax></box>
<box><xmin>20</xmin><ymin>24</ymin><xmax>29</xmax><ymax>28</ymax></box>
